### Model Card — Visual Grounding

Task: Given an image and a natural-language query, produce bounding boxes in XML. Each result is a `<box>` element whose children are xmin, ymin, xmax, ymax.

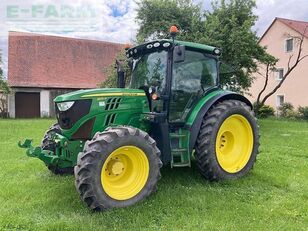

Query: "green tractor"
<box><xmin>19</xmin><ymin>28</ymin><xmax>259</xmax><ymax>211</ymax></box>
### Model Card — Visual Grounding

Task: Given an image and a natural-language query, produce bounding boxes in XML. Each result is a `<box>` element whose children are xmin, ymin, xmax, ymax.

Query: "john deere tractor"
<box><xmin>19</xmin><ymin>27</ymin><xmax>259</xmax><ymax>211</ymax></box>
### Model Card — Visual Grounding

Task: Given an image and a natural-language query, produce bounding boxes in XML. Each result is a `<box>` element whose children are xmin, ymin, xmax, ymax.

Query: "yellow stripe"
<box><xmin>81</xmin><ymin>92</ymin><xmax>146</xmax><ymax>98</ymax></box>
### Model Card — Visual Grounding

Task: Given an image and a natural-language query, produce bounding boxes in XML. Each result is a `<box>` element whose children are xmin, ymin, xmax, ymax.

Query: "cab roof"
<box><xmin>126</xmin><ymin>39</ymin><xmax>220</xmax><ymax>59</ymax></box>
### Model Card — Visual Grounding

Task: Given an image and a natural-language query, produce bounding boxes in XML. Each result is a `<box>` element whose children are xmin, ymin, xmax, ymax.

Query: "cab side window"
<box><xmin>172</xmin><ymin>50</ymin><xmax>217</xmax><ymax>92</ymax></box>
<box><xmin>170</xmin><ymin>50</ymin><xmax>218</xmax><ymax>122</ymax></box>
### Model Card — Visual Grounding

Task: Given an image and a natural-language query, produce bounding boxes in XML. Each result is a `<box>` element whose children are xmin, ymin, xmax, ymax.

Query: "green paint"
<box><xmin>173</xmin><ymin>40</ymin><xmax>218</xmax><ymax>54</ymax></box>
<box><xmin>19</xmin><ymin>135</ymin><xmax>84</xmax><ymax>168</ymax></box>
<box><xmin>186</xmin><ymin>89</ymin><xmax>224</xmax><ymax>126</ymax></box>
<box><xmin>168</xmin><ymin>89</ymin><xmax>223</xmax><ymax>166</ymax></box>
<box><xmin>54</xmin><ymin>88</ymin><xmax>146</xmax><ymax>102</ymax></box>
<box><xmin>170</xmin><ymin>129</ymin><xmax>191</xmax><ymax>167</ymax></box>
<box><xmin>19</xmin><ymin>88</ymin><xmax>150</xmax><ymax>167</ymax></box>
<box><xmin>55</xmin><ymin>88</ymin><xmax>150</xmax><ymax>141</ymax></box>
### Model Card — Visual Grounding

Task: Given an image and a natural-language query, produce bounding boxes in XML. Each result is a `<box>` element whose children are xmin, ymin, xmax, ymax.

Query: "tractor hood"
<box><xmin>53</xmin><ymin>87</ymin><xmax>150</xmax><ymax>139</ymax></box>
<box><xmin>54</xmin><ymin>88</ymin><xmax>146</xmax><ymax>102</ymax></box>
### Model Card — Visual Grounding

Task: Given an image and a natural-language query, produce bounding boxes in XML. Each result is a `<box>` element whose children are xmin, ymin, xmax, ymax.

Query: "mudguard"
<box><xmin>186</xmin><ymin>90</ymin><xmax>252</xmax><ymax>153</ymax></box>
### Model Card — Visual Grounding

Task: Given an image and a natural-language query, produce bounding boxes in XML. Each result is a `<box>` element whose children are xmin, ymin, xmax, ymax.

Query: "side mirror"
<box><xmin>116</xmin><ymin>60</ymin><xmax>125</xmax><ymax>88</ymax></box>
<box><xmin>173</xmin><ymin>45</ymin><xmax>185</xmax><ymax>63</ymax></box>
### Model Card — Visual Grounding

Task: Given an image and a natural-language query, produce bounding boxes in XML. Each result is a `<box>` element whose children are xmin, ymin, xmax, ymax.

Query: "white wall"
<box><xmin>40</xmin><ymin>90</ymin><xmax>50</xmax><ymax>117</ymax></box>
<box><xmin>8</xmin><ymin>93</ymin><xmax>15</xmax><ymax>118</ymax></box>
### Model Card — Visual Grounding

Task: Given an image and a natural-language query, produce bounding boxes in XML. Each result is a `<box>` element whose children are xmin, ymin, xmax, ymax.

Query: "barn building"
<box><xmin>8</xmin><ymin>31</ymin><xmax>124</xmax><ymax>118</ymax></box>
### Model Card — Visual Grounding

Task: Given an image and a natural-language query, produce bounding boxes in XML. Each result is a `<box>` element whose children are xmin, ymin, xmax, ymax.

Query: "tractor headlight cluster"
<box><xmin>126</xmin><ymin>42</ymin><xmax>172</xmax><ymax>58</ymax></box>
<box><xmin>57</xmin><ymin>101</ymin><xmax>75</xmax><ymax>112</ymax></box>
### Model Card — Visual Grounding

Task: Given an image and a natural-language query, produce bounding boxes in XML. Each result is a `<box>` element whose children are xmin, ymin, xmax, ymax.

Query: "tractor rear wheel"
<box><xmin>195</xmin><ymin>100</ymin><xmax>259</xmax><ymax>181</ymax></box>
<box><xmin>74</xmin><ymin>126</ymin><xmax>162</xmax><ymax>211</ymax></box>
<box><xmin>41</xmin><ymin>123</ymin><xmax>74</xmax><ymax>175</ymax></box>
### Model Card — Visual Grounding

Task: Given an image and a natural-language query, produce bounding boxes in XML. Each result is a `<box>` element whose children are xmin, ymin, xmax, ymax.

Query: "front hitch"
<box><xmin>18</xmin><ymin>139</ymin><xmax>58</xmax><ymax>165</ymax></box>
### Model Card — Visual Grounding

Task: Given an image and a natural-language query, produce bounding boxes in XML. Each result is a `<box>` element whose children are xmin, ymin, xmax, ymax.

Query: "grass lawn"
<box><xmin>0</xmin><ymin>118</ymin><xmax>307</xmax><ymax>230</ymax></box>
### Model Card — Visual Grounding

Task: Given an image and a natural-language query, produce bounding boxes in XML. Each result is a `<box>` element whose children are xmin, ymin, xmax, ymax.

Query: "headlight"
<box><xmin>57</xmin><ymin>101</ymin><xmax>75</xmax><ymax>111</ymax></box>
<box><xmin>213</xmin><ymin>48</ymin><xmax>221</xmax><ymax>55</ymax></box>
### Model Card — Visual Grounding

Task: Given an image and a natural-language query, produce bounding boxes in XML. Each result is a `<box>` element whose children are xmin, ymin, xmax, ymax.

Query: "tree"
<box><xmin>136</xmin><ymin>0</ymin><xmax>274</xmax><ymax>92</ymax></box>
<box><xmin>100</xmin><ymin>49</ymin><xmax>131</xmax><ymax>88</ymax></box>
<box><xmin>136</xmin><ymin>0</ymin><xmax>204</xmax><ymax>43</ymax></box>
<box><xmin>0</xmin><ymin>51</ymin><xmax>10</xmax><ymax>118</ymax></box>
<box><xmin>254</xmin><ymin>55</ymin><xmax>278</xmax><ymax>113</ymax></box>
<box><xmin>255</xmin><ymin>27</ymin><xmax>308</xmax><ymax>111</ymax></box>
<box><xmin>200</xmin><ymin>0</ymin><xmax>272</xmax><ymax>92</ymax></box>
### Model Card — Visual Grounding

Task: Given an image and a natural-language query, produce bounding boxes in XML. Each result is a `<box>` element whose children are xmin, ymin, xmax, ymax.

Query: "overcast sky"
<box><xmin>1</xmin><ymin>0</ymin><xmax>308</xmax><ymax>78</ymax></box>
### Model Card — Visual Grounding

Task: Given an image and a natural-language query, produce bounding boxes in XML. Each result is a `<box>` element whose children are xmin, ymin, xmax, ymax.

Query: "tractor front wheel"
<box><xmin>195</xmin><ymin>100</ymin><xmax>259</xmax><ymax>181</ymax></box>
<box><xmin>74</xmin><ymin>126</ymin><xmax>162</xmax><ymax>211</ymax></box>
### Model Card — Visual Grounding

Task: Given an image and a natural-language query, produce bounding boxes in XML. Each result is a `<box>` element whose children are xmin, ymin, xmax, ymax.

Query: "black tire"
<box><xmin>195</xmin><ymin>100</ymin><xmax>259</xmax><ymax>181</ymax></box>
<box><xmin>41</xmin><ymin>123</ymin><xmax>74</xmax><ymax>175</ymax></box>
<box><xmin>41</xmin><ymin>123</ymin><xmax>61</xmax><ymax>150</ymax></box>
<box><xmin>74</xmin><ymin>126</ymin><xmax>162</xmax><ymax>211</ymax></box>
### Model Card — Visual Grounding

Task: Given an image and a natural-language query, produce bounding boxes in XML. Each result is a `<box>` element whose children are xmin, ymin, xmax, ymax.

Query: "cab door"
<box><xmin>169</xmin><ymin>50</ymin><xmax>218</xmax><ymax>122</ymax></box>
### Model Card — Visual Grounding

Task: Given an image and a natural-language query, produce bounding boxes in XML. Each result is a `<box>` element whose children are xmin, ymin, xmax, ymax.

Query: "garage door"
<box><xmin>15</xmin><ymin>92</ymin><xmax>40</xmax><ymax>118</ymax></box>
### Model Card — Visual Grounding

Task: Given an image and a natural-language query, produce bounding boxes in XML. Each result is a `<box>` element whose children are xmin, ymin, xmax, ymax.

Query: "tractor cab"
<box><xmin>125</xmin><ymin>39</ymin><xmax>222</xmax><ymax>166</ymax></box>
<box><xmin>127</xmin><ymin>39</ymin><xmax>221</xmax><ymax>121</ymax></box>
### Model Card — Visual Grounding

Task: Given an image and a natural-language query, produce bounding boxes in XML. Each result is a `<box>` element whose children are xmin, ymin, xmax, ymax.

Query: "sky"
<box><xmin>1</xmin><ymin>0</ymin><xmax>308</xmax><ymax>78</ymax></box>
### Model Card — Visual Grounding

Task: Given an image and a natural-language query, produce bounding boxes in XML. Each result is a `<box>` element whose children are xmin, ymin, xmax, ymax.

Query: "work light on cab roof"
<box><xmin>18</xmin><ymin>23</ymin><xmax>259</xmax><ymax>212</ymax></box>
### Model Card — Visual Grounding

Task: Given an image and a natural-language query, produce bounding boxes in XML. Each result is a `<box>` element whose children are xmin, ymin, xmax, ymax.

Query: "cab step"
<box><xmin>170</xmin><ymin>134</ymin><xmax>186</xmax><ymax>138</ymax></box>
<box><xmin>171</xmin><ymin>148</ymin><xmax>188</xmax><ymax>154</ymax></box>
<box><xmin>172</xmin><ymin>162</ymin><xmax>191</xmax><ymax>167</ymax></box>
<box><xmin>170</xmin><ymin>129</ymin><xmax>191</xmax><ymax>168</ymax></box>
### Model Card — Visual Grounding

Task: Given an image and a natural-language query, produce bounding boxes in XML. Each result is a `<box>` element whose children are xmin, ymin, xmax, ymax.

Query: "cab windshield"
<box><xmin>129</xmin><ymin>50</ymin><xmax>167</xmax><ymax>93</ymax></box>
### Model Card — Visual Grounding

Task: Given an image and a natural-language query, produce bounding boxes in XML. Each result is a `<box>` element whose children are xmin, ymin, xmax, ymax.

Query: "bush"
<box><xmin>253</xmin><ymin>103</ymin><xmax>275</xmax><ymax>118</ymax></box>
<box><xmin>278</xmin><ymin>102</ymin><xmax>298</xmax><ymax>119</ymax></box>
<box><xmin>298</xmin><ymin>106</ymin><xmax>308</xmax><ymax>120</ymax></box>
<box><xmin>258</xmin><ymin>105</ymin><xmax>275</xmax><ymax>118</ymax></box>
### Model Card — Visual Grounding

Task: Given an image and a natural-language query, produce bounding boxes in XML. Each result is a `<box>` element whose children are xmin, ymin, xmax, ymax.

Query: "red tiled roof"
<box><xmin>260</xmin><ymin>17</ymin><xmax>308</xmax><ymax>41</ymax></box>
<box><xmin>277</xmin><ymin>18</ymin><xmax>308</xmax><ymax>38</ymax></box>
<box><xmin>8</xmin><ymin>31</ymin><xmax>124</xmax><ymax>89</ymax></box>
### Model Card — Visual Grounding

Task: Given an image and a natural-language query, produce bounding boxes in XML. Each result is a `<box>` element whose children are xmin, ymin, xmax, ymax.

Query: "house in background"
<box><xmin>8</xmin><ymin>31</ymin><xmax>124</xmax><ymax>118</ymax></box>
<box><xmin>248</xmin><ymin>18</ymin><xmax>308</xmax><ymax>109</ymax></box>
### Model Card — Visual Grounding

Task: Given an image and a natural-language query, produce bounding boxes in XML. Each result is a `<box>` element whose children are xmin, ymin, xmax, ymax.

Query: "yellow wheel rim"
<box><xmin>215</xmin><ymin>114</ymin><xmax>253</xmax><ymax>173</ymax></box>
<box><xmin>101</xmin><ymin>146</ymin><xmax>149</xmax><ymax>200</ymax></box>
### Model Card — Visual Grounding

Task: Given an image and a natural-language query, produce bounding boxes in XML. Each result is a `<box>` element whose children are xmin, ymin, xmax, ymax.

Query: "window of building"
<box><xmin>285</xmin><ymin>38</ymin><xmax>293</xmax><ymax>52</ymax></box>
<box><xmin>276</xmin><ymin>95</ymin><xmax>285</xmax><ymax>107</ymax></box>
<box><xmin>276</xmin><ymin>68</ymin><xmax>284</xmax><ymax>80</ymax></box>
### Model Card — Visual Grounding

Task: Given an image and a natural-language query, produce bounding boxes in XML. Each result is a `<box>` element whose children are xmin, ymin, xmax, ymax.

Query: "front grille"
<box><xmin>105</xmin><ymin>98</ymin><xmax>122</xmax><ymax>110</ymax></box>
<box><xmin>56</xmin><ymin>99</ymin><xmax>92</xmax><ymax>130</ymax></box>
<box><xmin>105</xmin><ymin>113</ymin><xmax>117</xmax><ymax>126</ymax></box>
<box><xmin>71</xmin><ymin>118</ymin><xmax>95</xmax><ymax>140</ymax></box>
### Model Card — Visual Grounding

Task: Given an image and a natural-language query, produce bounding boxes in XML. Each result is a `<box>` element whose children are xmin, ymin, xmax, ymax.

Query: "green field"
<box><xmin>0</xmin><ymin>119</ymin><xmax>307</xmax><ymax>230</ymax></box>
